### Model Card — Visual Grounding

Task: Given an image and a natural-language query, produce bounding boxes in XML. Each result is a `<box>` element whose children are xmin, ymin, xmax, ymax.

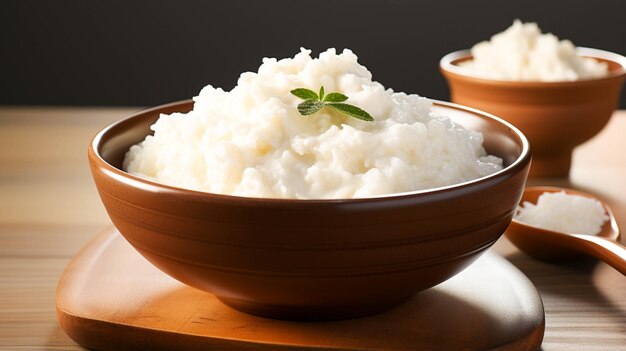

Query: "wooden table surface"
<box><xmin>0</xmin><ymin>106</ymin><xmax>625</xmax><ymax>350</ymax></box>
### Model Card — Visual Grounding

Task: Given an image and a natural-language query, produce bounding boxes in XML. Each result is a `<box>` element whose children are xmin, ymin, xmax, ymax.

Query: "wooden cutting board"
<box><xmin>56</xmin><ymin>228</ymin><xmax>545</xmax><ymax>350</ymax></box>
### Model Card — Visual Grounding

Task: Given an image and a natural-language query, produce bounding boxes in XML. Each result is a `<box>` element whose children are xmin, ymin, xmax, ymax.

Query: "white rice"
<box><xmin>515</xmin><ymin>191</ymin><xmax>609</xmax><ymax>235</ymax></box>
<box><xmin>124</xmin><ymin>48</ymin><xmax>503</xmax><ymax>199</ymax></box>
<box><xmin>460</xmin><ymin>20</ymin><xmax>608</xmax><ymax>81</ymax></box>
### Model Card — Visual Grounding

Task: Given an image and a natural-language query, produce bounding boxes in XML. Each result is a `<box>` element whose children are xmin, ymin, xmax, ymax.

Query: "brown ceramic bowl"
<box><xmin>89</xmin><ymin>99</ymin><xmax>531</xmax><ymax>320</ymax></box>
<box><xmin>440</xmin><ymin>47</ymin><xmax>626</xmax><ymax>178</ymax></box>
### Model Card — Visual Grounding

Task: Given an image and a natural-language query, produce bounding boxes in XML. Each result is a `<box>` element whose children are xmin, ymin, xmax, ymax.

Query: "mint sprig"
<box><xmin>290</xmin><ymin>86</ymin><xmax>374</xmax><ymax>122</ymax></box>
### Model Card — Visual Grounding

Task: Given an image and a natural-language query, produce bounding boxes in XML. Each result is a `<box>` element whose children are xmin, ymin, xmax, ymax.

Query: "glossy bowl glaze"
<box><xmin>89</xmin><ymin>100</ymin><xmax>531</xmax><ymax>320</ymax></box>
<box><xmin>440</xmin><ymin>48</ymin><xmax>626</xmax><ymax>178</ymax></box>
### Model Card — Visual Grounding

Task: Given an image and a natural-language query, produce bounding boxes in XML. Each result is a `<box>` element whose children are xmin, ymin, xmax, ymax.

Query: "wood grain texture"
<box><xmin>0</xmin><ymin>107</ymin><xmax>625</xmax><ymax>350</ymax></box>
<box><xmin>0</xmin><ymin>107</ymin><xmax>136</xmax><ymax>350</ymax></box>
<box><xmin>56</xmin><ymin>228</ymin><xmax>544</xmax><ymax>351</ymax></box>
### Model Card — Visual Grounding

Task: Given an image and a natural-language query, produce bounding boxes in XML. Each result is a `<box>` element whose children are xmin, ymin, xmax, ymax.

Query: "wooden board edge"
<box><xmin>56</xmin><ymin>305</ymin><xmax>348</xmax><ymax>351</ymax></box>
<box><xmin>492</xmin><ymin>320</ymin><xmax>545</xmax><ymax>351</ymax></box>
<box><xmin>56</xmin><ymin>304</ymin><xmax>545</xmax><ymax>351</ymax></box>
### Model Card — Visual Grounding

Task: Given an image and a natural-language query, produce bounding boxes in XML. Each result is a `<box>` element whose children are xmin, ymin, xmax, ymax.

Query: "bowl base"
<box><xmin>217</xmin><ymin>295</ymin><xmax>414</xmax><ymax>321</ymax></box>
<box><xmin>528</xmin><ymin>153</ymin><xmax>572</xmax><ymax>178</ymax></box>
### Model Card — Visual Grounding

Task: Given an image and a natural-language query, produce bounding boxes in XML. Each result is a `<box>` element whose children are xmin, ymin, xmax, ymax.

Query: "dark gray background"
<box><xmin>2</xmin><ymin>0</ymin><xmax>625</xmax><ymax>107</ymax></box>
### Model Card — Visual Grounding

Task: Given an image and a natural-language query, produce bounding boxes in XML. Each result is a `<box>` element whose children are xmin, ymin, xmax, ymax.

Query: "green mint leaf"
<box><xmin>291</xmin><ymin>88</ymin><xmax>319</xmax><ymax>101</ymax></box>
<box><xmin>297</xmin><ymin>100</ymin><xmax>325</xmax><ymax>115</ymax></box>
<box><xmin>323</xmin><ymin>92</ymin><xmax>348</xmax><ymax>102</ymax></box>
<box><xmin>291</xmin><ymin>86</ymin><xmax>374</xmax><ymax>122</ymax></box>
<box><xmin>326</xmin><ymin>103</ymin><xmax>374</xmax><ymax>121</ymax></box>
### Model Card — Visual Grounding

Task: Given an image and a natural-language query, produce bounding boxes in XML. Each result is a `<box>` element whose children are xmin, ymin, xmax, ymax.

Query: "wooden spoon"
<box><xmin>506</xmin><ymin>186</ymin><xmax>626</xmax><ymax>275</ymax></box>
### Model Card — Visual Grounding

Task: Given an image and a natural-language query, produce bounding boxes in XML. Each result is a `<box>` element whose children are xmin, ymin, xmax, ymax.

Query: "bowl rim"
<box><xmin>440</xmin><ymin>47</ymin><xmax>626</xmax><ymax>85</ymax></box>
<box><xmin>90</xmin><ymin>99</ymin><xmax>531</xmax><ymax>204</ymax></box>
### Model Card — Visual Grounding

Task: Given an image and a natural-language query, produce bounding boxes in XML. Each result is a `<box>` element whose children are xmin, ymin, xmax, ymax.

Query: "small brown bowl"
<box><xmin>440</xmin><ymin>48</ymin><xmax>626</xmax><ymax>178</ymax></box>
<box><xmin>89</xmin><ymin>99</ymin><xmax>531</xmax><ymax>320</ymax></box>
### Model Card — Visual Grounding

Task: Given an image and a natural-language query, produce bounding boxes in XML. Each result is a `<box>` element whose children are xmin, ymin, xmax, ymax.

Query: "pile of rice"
<box><xmin>124</xmin><ymin>48</ymin><xmax>503</xmax><ymax>199</ymax></box>
<box><xmin>460</xmin><ymin>20</ymin><xmax>608</xmax><ymax>81</ymax></box>
<box><xmin>515</xmin><ymin>191</ymin><xmax>609</xmax><ymax>235</ymax></box>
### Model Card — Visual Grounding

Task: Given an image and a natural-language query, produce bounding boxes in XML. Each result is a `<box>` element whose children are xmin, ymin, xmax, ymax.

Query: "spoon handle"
<box><xmin>573</xmin><ymin>234</ymin><xmax>626</xmax><ymax>275</ymax></box>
